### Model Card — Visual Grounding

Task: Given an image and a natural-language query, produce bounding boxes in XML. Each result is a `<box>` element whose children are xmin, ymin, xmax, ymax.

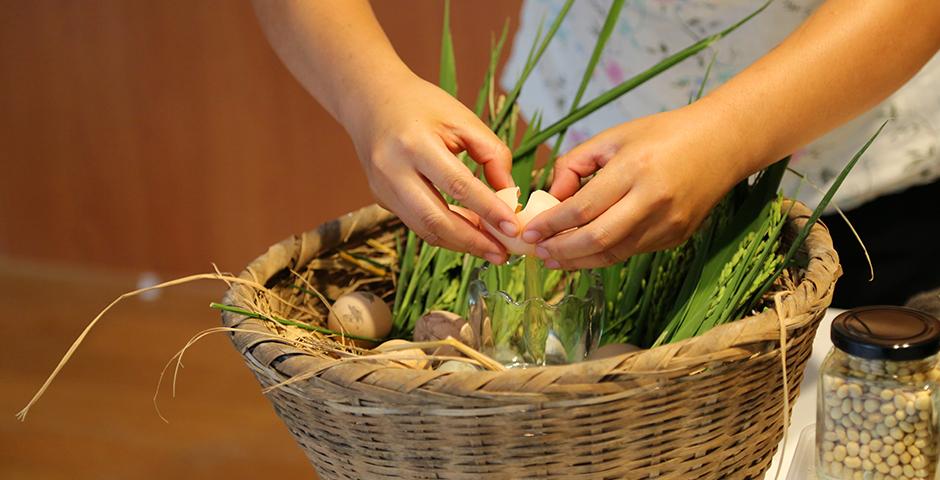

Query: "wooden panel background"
<box><xmin>0</xmin><ymin>0</ymin><xmax>522</xmax><ymax>276</ymax></box>
<box><xmin>1</xmin><ymin>2</ymin><xmax>523</xmax><ymax>479</ymax></box>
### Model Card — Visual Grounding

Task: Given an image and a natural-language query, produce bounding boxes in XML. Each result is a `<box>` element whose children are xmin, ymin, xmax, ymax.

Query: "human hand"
<box><xmin>521</xmin><ymin>105</ymin><xmax>752</xmax><ymax>269</ymax></box>
<box><xmin>344</xmin><ymin>72</ymin><xmax>519</xmax><ymax>264</ymax></box>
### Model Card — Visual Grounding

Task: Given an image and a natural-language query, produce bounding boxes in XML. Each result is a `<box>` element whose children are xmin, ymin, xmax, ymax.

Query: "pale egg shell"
<box><xmin>436</xmin><ymin>360</ymin><xmax>480</xmax><ymax>372</ymax></box>
<box><xmin>327</xmin><ymin>292</ymin><xmax>392</xmax><ymax>345</ymax></box>
<box><xmin>482</xmin><ymin>187</ymin><xmax>561</xmax><ymax>256</ymax></box>
<box><xmin>517</xmin><ymin>190</ymin><xmax>561</xmax><ymax>226</ymax></box>
<box><xmin>544</xmin><ymin>331</ymin><xmax>568</xmax><ymax>364</ymax></box>
<box><xmin>587</xmin><ymin>343</ymin><xmax>642</xmax><ymax>361</ymax></box>
<box><xmin>375</xmin><ymin>339</ymin><xmax>429</xmax><ymax>369</ymax></box>
<box><xmin>413</xmin><ymin>310</ymin><xmax>470</xmax><ymax>357</ymax></box>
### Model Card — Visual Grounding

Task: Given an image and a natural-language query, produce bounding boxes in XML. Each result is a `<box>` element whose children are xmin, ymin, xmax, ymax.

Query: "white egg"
<box><xmin>482</xmin><ymin>187</ymin><xmax>561</xmax><ymax>256</ymax></box>
<box><xmin>436</xmin><ymin>360</ymin><xmax>480</xmax><ymax>372</ymax></box>
<box><xmin>544</xmin><ymin>331</ymin><xmax>568</xmax><ymax>364</ymax></box>
<box><xmin>375</xmin><ymin>339</ymin><xmax>429</xmax><ymax>369</ymax></box>
<box><xmin>327</xmin><ymin>291</ymin><xmax>392</xmax><ymax>345</ymax></box>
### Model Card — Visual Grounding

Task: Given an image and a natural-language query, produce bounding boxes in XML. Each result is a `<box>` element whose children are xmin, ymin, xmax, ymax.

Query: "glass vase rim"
<box><xmin>469</xmin><ymin>256</ymin><xmax>603</xmax><ymax>311</ymax></box>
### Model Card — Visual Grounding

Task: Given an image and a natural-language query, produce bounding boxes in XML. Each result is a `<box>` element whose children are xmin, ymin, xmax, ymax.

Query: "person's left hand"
<box><xmin>520</xmin><ymin>104</ymin><xmax>755</xmax><ymax>269</ymax></box>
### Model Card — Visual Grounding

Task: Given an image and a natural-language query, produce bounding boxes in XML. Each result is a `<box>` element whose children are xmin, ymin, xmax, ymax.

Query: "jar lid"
<box><xmin>832</xmin><ymin>306</ymin><xmax>940</xmax><ymax>361</ymax></box>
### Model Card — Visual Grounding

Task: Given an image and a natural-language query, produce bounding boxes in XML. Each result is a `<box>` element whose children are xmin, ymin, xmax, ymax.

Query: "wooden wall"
<box><xmin>0</xmin><ymin>0</ymin><xmax>521</xmax><ymax>275</ymax></box>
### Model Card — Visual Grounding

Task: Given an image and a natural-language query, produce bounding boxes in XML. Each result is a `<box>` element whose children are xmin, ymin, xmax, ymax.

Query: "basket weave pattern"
<box><xmin>222</xmin><ymin>202</ymin><xmax>839</xmax><ymax>479</ymax></box>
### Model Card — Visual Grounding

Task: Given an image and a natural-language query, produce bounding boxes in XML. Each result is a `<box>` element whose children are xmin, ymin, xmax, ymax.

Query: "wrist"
<box><xmin>686</xmin><ymin>95</ymin><xmax>772</xmax><ymax>182</ymax></box>
<box><xmin>335</xmin><ymin>62</ymin><xmax>417</xmax><ymax>137</ymax></box>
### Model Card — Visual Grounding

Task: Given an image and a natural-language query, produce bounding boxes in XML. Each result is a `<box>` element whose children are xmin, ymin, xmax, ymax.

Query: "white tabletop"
<box><xmin>765</xmin><ymin>308</ymin><xmax>842</xmax><ymax>479</ymax></box>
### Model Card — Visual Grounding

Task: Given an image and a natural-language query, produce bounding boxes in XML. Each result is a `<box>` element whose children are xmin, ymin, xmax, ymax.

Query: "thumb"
<box><xmin>454</xmin><ymin>120</ymin><xmax>514</xmax><ymax>190</ymax></box>
<box><xmin>548</xmin><ymin>141</ymin><xmax>608</xmax><ymax>200</ymax></box>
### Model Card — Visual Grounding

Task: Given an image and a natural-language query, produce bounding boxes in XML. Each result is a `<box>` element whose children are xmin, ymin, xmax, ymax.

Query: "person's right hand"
<box><xmin>343</xmin><ymin>71</ymin><xmax>518</xmax><ymax>264</ymax></box>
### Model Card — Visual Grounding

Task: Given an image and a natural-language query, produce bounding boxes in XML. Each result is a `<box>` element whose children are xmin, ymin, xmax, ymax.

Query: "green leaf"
<box><xmin>439</xmin><ymin>0</ymin><xmax>457</xmax><ymax>97</ymax></box>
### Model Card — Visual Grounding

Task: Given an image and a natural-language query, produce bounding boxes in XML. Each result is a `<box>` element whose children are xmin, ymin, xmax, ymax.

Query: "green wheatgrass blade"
<box><xmin>491</xmin><ymin>16</ymin><xmax>544</xmax><ymax>131</ymax></box>
<box><xmin>512</xmin><ymin>111</ymin><xmax>542</xmax><ymax>199</ymax></box>
<box><xmin>651</xmin><ymin>211</ymin><xmax>726</xmax><ymax>347</ymax></box>
<box><xmin>600</xmin><ymin>265</ymin><xmax>621</xmax><ymax>313</ymax></box>
<box><xmin>727</xmin><ymin>196</ymin><xmax>793</xmax><ymax>321</ymax></box>
<box><xmin>702</xmin><ymin>228</ymin><xmax>761</xmax><ymax>331</ymax></box>
<box><xmin>504</xmin><ymin>103</ymin><xmax>520</xmax><ymax>148</ymax></box>
<box><xmin>643</xmin><ymin>250</ymin><xmax>684</xmax><ymax>343</ymax></box>
<box><xmin>454</xmin><ymin>254</ymin><xmax>484</xmax><ymax>317</ymax></box>
<box><xmin>636</xmin><ymin>251</ymin><xmax>669</xmax><ymax>336</ymax></box>
<box><xmin>654</xmin><ymin>158</ymin><xmax>787</xmax><ymax>346</ymax></box>
<box><xmin>428</xmin><ymin>279</ymin><xmax>460</xmax><ymax>311</ymax></box>
<box><xmin>746</xmin><ymin>120</ymin><xmax>889</xmax><ymax>312</ymax></box>
<box><xmin>513</xmin><ymin>0</ymin><xmax>772</xmax><ymax>162</ymax></box>
<box><xmin>620</xmin><ymin>254</ymin><xmax>652</xmax><ymax>312</ymax></box>
<box><xmin>690</xmin><ymin>49</ymin><xmax>719</xmax><ymax>105</ymax></box>
<box><xmin>398</xmin><ymin>243</ymin><xmax>439</xmax><ymax>328</ymax></box>
<box><xmin>492</xmin><ymin>0</ymin><xmax>574</xmax><ymax>132</ymax></box>
<box><xmin>210</xmin><ymin>303</ymin><xmax>381</xmax><ymax>343</ymax></box>
<box><xmin>598</xmin><ymin>265</ymin><xmax>624</xmax><ymax>342</ymax></box>
<box><xmin>393</xmin><ymin>230</ymin><xmax>418</xmax><ymax>322</ymax></box>
<box><xmin>542</xmin><ymin>268</ymin><xmax>563</xmax><ymax>297</ymax></box>
<box><xmin>474</xmin><ymin>20</ymin><xmax>510</xmax><ymax>117</ymax></box>
<box><xmin>671</xmin><ymin>159</ymin><xmax>787</xmax><ymax>342</ymax></box>
<box><xmin>537</xmin><ymin>0</ymin><xmax>625</xmax><ymax>190</ymax></box>
<box><xmin>425</xmin><ymin>248</ymin><xmax>459</xmax><ymax>312</ymax></box>
<box><xmin>439</xmin><ymin>0</ymin><xmax>457</xmax><ymax>97</ymax></box>
<box><xmin>695</xmin><ymin>203</ymin><xmax>776</xmax><ymax>337</ymax></box>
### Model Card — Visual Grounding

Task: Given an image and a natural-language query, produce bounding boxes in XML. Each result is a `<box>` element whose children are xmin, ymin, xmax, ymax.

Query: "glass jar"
<box><xmin>467</xmin><ymin>257</ymin><xmax>603</xmax><ymax>367</ymax></box>
<box><xmin>817</xmin><ymin>306</ymin><xmax>940</xmax><ymax>480</ymax></box>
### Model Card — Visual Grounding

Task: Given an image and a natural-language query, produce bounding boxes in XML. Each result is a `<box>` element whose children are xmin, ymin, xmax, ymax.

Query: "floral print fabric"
<box><xmin>502</xmin><ymin>0</ymin><xmax>940</xmax><ymax>211</ymax></box>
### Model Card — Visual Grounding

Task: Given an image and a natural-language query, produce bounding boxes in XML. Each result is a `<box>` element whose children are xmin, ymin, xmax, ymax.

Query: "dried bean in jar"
<box><xmin>817</xmin><ymin>307</ymin><xmax>940</xmax><ymax>480</ymax></box>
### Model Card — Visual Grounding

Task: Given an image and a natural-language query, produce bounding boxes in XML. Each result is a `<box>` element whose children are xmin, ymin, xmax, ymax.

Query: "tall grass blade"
<box><xmin>492</xmin><ymin>0</ymin><xmax>574</xmax><ymax>132</ymax></box>
<box><xmin>439</xmin><ymin>0</ymin><xmax>458</xmax><ymax>97</ymax></box>
<box><xmin>513</xmin><ymin>111</ymin><xmax>542</xmax><ymax>200</ymax></box>
<box><xmin>513</xmin><ymin>0</ymin><xmax>772</xmax><ymax>162</ymax></box>
<box><xmin>656</xmin><ymin>158</ymin><xmax>788</xmax><ymax>345</ymax></box>
<box><xmin>474</xmin><ymin>20</ymin><xmax>510</xmax><ymax>117</ymax></box>
<box><xmin>747</xmin><ymin>120</ymin><xmax>888</xmax><ymax>312</ymax></box>
<box><xmin>538</xmin><ymin>0</ymin><xmax>625</xmax><ymax>189</ymax></box>
<box><xmin>691</xmin><ymin>49</ymin><xmax>719</xmax><ymax>104</ymax></box>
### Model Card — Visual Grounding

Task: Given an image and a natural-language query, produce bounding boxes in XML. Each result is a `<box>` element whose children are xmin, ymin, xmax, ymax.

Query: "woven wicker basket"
<box><xmin>221</xmin><ymin>201</ymin><xmax>839</xmax><ymax>480</ymax></box>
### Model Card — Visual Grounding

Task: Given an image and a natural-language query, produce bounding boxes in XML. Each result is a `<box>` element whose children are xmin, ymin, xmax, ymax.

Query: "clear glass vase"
<box><xmin>467</xmin><ymin>257</ymin><xmax>604</xmax><ymax>367</ymax></box>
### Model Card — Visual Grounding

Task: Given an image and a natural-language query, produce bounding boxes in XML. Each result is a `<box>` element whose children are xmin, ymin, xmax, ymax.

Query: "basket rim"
<box><xmin>221</xmin><ymin>200</ymin><xmax>839</xmax><ymax>399</ymax></box>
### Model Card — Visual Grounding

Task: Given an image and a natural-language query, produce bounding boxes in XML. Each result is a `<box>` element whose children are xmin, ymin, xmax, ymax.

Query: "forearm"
<box><xmin>251</xmin><ymin>0</ymin><xmax>413</xmax><ymax>130</ymax></box>
<box><xmin>699</xmin><ymin>0</ymin><xmax>940</xmax><ymax>177</ymax></box>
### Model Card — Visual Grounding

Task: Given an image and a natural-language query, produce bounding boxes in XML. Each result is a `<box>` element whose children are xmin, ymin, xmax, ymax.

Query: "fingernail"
<box><xmin>499</xmin><ymin>221</ymin><xmax>518</xmax><ymax>236</ymax></box>
<box><xmin>484</xmin><ymin>253</ymin><xmax>505</xmax><ymax>265</ymax></box>
<box><xmin>535</xmin><ymin>246</ymin><xmax>550</xmax><ymax>259</ymax></box>
<box><xmin>546</xmin><ymin>259</ymin><xmax>561</xmax><ymax>269</ymax></box>
<box><xmin>522</xmin><ymin>230</ymin><xmax>541</xmax><ymax>243</ymax></box>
